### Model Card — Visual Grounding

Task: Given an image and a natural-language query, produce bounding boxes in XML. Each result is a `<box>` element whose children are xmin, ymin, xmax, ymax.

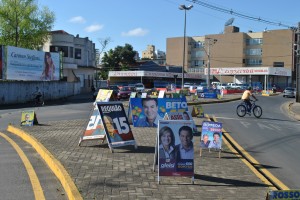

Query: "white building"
<box><xmin>42</xmin><ymin>30</ymin><xmax>97</xmax><ymax>92</ymax></box>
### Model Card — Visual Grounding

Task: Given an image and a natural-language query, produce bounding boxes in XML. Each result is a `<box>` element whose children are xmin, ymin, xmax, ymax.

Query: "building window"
<box><xmin>193</xmin><ymin>41</ymin><xmax>204</xmax><ymax>48</ymax></box>
<box><xmin>75</xmin><ymin>48</ymin><xmax>81</xmax><ymax>59</ymax></box>
<box><xmin>246</xmin><ymin>38</ymin><xmax>263</xmax><ymax>45</ymax></box>
<box><xmin>245</xmin><ymin>59</ymin><xmax>262</xmax><ymax>66</ymax></box>
<box><xmin>245</xmin><ymin>48</ymin><xmax>262</xmax><ymax>56</ymax></box>
<box><xmin>69</xmin><ymin>47</ymin><xmax>74</xmax><ymax>58</ymax></box>
<box><xmin>50</xmin><ymin>45</ymin><xmax>68</xmax><ymax>57</ymax></box>
<box><xmin>192</xmin><ymin>51</ymin><xmax>206</xmax><ymax>58</ymax></box>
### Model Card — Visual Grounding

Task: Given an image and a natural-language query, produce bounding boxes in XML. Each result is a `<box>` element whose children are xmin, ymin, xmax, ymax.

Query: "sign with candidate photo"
<box><xmin>163</xmin><ymin>111</ymin><xmax>197</xmax><ymax>133</ymax></box>
<box><xmin>201</xmin><ymin>121</ymin><xmax>223</xmax><ymax>149</ymax></box>
<box><xmin>21</xmin><ymin>110</ymin><xmax>36</xmax><ymax>126</ymax></box>
<box><xmin>130</xmin><ymin>97</ymin><xmax>188</xmax><ymax>127</ymax></box>
<box><xmin>95</xmin><ymin>89</ymin><xmax>113</xmax><ymax>102</ymax></box>
<box><xmin>157</xmin><ymin>120</ymin><xmax>194</xmax><ymax>177</ymax></box>
<box><xmin>97</xmin><ymin>102</ymin><xmax>136</xmax><ymax>149</ymax></box>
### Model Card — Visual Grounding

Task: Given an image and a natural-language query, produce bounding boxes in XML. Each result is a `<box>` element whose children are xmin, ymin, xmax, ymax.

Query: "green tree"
<box><xmin>0</xmin><ymin>0</ymin><xmax>55</xmax><ymax>49</ymax></box>
<box><xmin>101</xmin><ymin>44</ymin><xmax>136</xmax><ymax>79</ymax></box>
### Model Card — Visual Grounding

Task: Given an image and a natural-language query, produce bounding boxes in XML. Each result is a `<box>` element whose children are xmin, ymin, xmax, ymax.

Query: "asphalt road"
<box><xmin>202</xmin><ymin>94</ymin><xmax>300</xmax><ymax>189</ymax></box>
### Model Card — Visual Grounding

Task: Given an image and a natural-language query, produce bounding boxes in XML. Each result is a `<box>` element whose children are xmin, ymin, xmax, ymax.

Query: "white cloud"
<box><xmin>84</xmin><ymin>24</ymin><xmax>104</xmax><ymax>33</ymax></box>
<box><xmin>69</xmin><ymin>16</ymin><xmax>86</xmax><ymax>24</ymax></box>
<box><xmin>121</xmin><ymin>28</ymin><xmax>149</xmax><ymax>37</ymax></box>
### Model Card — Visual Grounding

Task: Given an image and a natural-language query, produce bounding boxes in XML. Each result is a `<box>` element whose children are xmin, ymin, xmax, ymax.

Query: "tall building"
<box><xmin>166</xmin><ymin>26</ymin><xmax>294</xmax><ymax>87</ymax></box>
<box><xmin>142</xmin><ymin>45</ymin><xmax>156</xmax><ymax>59</ymax></box>
<box><xmin>42</xmin><ymin>30</ymin><xmax>97</xmax><ymax>92</ymax></box>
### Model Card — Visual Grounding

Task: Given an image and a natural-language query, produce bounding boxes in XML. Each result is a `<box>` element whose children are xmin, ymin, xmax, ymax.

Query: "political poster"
<box><xmin>130</xmin><ymin>97</ymin><xmax>188</xmax><ymax>127</ymax></box>
<box><xmin>192</xmin><ymin>105</ymin><xmax>204</xmax><ymax>118</ymax></box>
<box><xmin>267</xmin><ymin>190</ymin><xmax>300</xmax><ymax>200</ymax></box>
<box><xmin>97</xmin><ymin>102</ymin><xmax>136</xmax><ymax>149</ymax></box>
<box><xmin>95</xmin><ymin>89</ymin><xmax>113</xmax><ymax>102</ymax></box>
<box><xmin>157</xmin><ymin>120</ymin><xmax>194</xmax><ymax>177</ymax></box>
<box><xmin>158</xmin><ymin>91</ymin><xmax>165</xmax><ymax>98</ymax></box>
<box><xmin>130</xmin><ymin>92</ymin><xmax>137</xmax><ymax>98</ymax></box>
<box><xmin>21</xmin><ymin>110</ymin><xmax>38</xmax><ymax>126</ymax></box>
<box><xmin>200</xmin><ymin>121</ymin><xmax>222</xmax><ymax>150</ymax></box>
<box><xmin>79</xmin><ymin>103</ymin><xmax>106</xmax><ymax>145</ymax></box>
<box><xmin>164</xmin><ymin>111</ymin><xmax>197</xmax><ymax>133</ymax></box>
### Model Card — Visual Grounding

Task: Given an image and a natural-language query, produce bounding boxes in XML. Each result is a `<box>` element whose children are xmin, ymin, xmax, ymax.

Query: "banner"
<box><xmin>95</xmin><ymin>89</ymin><xmax>113</xmax><ymax>102</ymax></box>
<box><xmin>5</xmin><ymin>46</ymin><xmax>60</xmax><ymax>81</ymax></box>
<box><xmin>21</xmin><ymin>110</ymin><xmax>38</xmax><ymax>126</ymax></box>
<box><xmin>163</xmin><ymin>111</ymin><xmax>197</xmax><ymax>133</ymax></box>
<box><xmin>267</xmin><ymin>190</ymin><xmax>300</xmax><ymax>200</ymax></box>
<box><xmin>158</xmin><ymin>120</ymin><xmax>194</xmax><ymax>177</ymax></box>
<box><xmin>130</xmin><ymin>97</ymin><xmax>188</xmax><ymax>127</ymax></box>
<box><xmin>80</xmin><ymin>103</ymin><xmax>106</xmax><ymax>144</ymax></box>
<box><xmin>97</xmin><ymin>102</ymin><xmax>136</xmax><ymax>148</ymax></box>
<box><xmin>201</xmin><ymin>121</ymin><xmax>223</xmax><ymax>149</ymax></box>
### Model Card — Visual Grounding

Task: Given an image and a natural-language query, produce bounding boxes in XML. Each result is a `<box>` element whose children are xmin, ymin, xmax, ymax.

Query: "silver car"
<box><xmin>283</xmin><ymin>87</ymin><xmax>295</xmax><ymax>98</ymax></box>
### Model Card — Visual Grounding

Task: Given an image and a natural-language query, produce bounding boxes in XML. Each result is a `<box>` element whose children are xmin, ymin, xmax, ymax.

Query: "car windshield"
<box><xmin>285</xmin><ymin>88</ymin><xmax>294</xmax><ymax>91</ymax></box>
<box><xmin>121</xmin><ymin>87</ymin><xmax>131</xmax><ymax>91</ymax></box>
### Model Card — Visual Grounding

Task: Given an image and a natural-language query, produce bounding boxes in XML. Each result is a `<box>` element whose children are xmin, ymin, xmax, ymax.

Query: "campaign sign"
<box><xmin>130</xmin><ymin>97</ymin><xmax>188</xmax><ymax>127</ymax></box>
<box><xmin>198</xmin><ymin>89</ymin><xmax>220</xmax><ymax>99</ymax></box>
<box><xmin>268</xmin><ymin>190</ymin><xmax>300</xmax><ymax>200</ymax></box>
<box><xmin>201</xmin><ymin>121</ymin><xmax>222</xmax><ymax>149</ymax></box>
<box><xmin>21</xmin><ymin>110</ymin><xmax>36</xmax><ymax>126</ymax></box>
<box><xmin>80</xmin><ymin>103</ymin><xmax>106</xmax><ymax>144</ymax></box>
<box><xmin>158</xmin><ymin>120</ymin><xmax>194</xmax><ymax>177</ymax></box>
<box><xmin>130</xmin><ymin>92</ymin><xmax>137</xmax><ymax>98</ymax></box>
<box><xmin>158</xmin><ymin>91</ymin><xmax>165</xmax><ymax>98</ymax></box>
<box><xmin>95</xmin><ymin>89</ymin><xmax>113</xmax><ymax>102</ymax></box>
<box><xmin>97</xmin><ymin>102</ymin><xmax>136</xmax><ymax>148</ymax></box>
<box><xmin>164</xmin><ymin>111</ymin><xmax>197</xmax><ymax>133</ymax></box>
<box><xmin>192</xmin><ymin>105</ymin><xmax>204</xmax><ymax>118</ymax></box>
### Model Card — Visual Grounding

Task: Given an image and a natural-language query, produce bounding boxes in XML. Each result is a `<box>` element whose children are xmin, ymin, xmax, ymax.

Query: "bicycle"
<box><xmin>236</xmin><ymin>99</ymin><xmax>262</xmax><ymax>118</ymax></box>
<box><xmin>31</xmin><ymin>94</ymin><xmax>44</xmax><ymax>107</ymax></box>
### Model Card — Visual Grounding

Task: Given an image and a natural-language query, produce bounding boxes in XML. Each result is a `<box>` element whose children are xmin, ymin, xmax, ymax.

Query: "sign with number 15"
<box><xmin>97</xmin><ymin>102</ymin><xmax>137</xmax><ymax>150</ymax></box>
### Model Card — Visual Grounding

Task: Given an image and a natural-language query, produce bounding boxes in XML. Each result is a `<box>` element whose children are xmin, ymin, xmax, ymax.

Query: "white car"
<box><xmin>135</xmin><ymin>83</ymin><xmax>145</xmax><ymax>92</ymax></box>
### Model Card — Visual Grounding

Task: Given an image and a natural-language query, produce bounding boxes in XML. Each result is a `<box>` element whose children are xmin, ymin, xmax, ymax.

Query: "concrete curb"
<box><xmin>7</xmin><ymin>125</ymin><xmax>83</xmax><ymax>200</ymax></box>
<box><xmin>288</xmin><ymin>102</ymin><xmax>300</xmax><ymax>121</ymax></box>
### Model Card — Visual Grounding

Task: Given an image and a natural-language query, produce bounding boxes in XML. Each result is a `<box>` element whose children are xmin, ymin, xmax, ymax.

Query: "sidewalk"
<box><xmin>6</xmin><ymin>94</ymin><xmax>277</xmax><ymax>200</ymax></box>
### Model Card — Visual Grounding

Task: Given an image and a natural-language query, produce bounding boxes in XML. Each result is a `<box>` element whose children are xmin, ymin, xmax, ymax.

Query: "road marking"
<box><xmin>0</xmin><ymin>132</ymin><xmax>45</xmax><ymax>200</ymax></box>
<box><xmin>7</xmin><ymin>125</ymin><xmax>83</xmax><ymax>200</ymax></box>
<box><xmin>240</xmin><ymin>121</ymin><xmax>251</xmax><ymax>128</ymax></box>
<box><xmin>211</xmin><ymin>115</ymin><xmax>289</xmax><ymax>191</ymax></box>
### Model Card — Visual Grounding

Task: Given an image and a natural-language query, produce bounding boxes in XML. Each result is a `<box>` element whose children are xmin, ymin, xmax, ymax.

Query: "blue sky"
<box><xmin>38</xmin><ymin>0</ymin><xmax>299</xmax><ymax>56</ymax></box>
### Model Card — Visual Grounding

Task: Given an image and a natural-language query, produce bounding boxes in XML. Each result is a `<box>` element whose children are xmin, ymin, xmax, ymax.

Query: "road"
<box><xmin>0</xmin><ymin>97</ymin><xmax>93</xmax><ymax>200</ymax></box>
<box><xmin>202</xmin><ymin>94</ymin><xmax>300</xmax><ymax>189</ymax></box>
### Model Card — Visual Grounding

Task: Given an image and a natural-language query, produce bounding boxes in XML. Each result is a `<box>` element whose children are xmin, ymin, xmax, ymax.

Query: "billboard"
<box><xmin>5</xmin><ymin>46</ymin><xmax>60</xmax><ymax>81</ymax></box>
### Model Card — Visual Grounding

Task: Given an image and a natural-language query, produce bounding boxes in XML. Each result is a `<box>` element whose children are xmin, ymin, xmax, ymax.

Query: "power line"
<box><xmin>186</xmin><ymin>0</ymin><xmax>296</xmax><ymax>30</ymax></box>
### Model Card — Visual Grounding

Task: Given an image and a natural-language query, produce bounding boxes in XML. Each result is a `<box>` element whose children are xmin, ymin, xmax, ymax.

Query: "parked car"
<box><xmin>117</xmin><ymin>86</ymin><xmax>135</xmax><ymax>100</ymax></box>
<box><xmin>108</xmin><ymin>85</ymin><xmax>120</xmax><ymax>100</ymax></box>
<box><xmin>283</xmin><ymin>87</ymin><xmax>295</xmax><ymax>98</ymax></box>
<box><xmin>135</xmin><ymin>83</ymin><xmax>145</xmax><ymax>92</ymax></box>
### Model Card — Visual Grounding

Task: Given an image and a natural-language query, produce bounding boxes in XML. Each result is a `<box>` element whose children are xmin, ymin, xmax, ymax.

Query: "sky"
<box><xmin>38</xmin><ymin>0</ymin><xmax>299</xmax><ymax>56</ymax></box>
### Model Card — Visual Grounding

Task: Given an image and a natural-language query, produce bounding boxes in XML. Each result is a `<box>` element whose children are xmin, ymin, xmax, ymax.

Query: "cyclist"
<box><xmin>241</xmin><ymin>86</ymin><xmax>257</xmax><ymax>113</ymax></box>
<box><xmin>32</xmin><ymin>86</ymin><xmax>42</xmax><ymax>104</ymax></box>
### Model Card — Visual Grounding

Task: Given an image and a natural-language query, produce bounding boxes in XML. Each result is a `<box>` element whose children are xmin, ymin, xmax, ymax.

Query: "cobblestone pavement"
<box><xmin>18</xmin><ymin>116</ymin><xmax>271</xmax><ymax>200</ymax></box>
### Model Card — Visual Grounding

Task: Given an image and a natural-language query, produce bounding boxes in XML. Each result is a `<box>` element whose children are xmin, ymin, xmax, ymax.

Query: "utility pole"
<box><xmin>296</xmin><ymin>22</ymin><xmax>300</xmax><ymax>103</ymax></box>
<box><xmin>205</xmin><ymin>38</ymin><xmax>217</xmax><ymax>88</ymax></box>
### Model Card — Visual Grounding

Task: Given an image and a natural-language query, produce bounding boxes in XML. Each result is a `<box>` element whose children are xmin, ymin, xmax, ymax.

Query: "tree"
<box><xmin>0</xmin><ymin>0</ymin><xmax>55</xmax><ymax>49</ymax></box>
<box><xmin>101</xmin><ymin>44</ymin><xmax>137</xmax><ymax>79</ymax></box>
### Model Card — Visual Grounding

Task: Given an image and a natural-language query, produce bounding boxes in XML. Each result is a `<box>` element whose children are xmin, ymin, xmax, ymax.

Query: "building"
<box><xmin>142</xmin><ymin>45</ymin><xmax>156</xmax><ymax>59</ymax></box>
<box><xmin>166</xmin><ymin>26</ymin><xmax>295</xmax><ymax>88</ymax></box>
<box><xmin>42</xmin><ymin>30</ymin><xmax>97</xmax><ymax>92</ymax></box>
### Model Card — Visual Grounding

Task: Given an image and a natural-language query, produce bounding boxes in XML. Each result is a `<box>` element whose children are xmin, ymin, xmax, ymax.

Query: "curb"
<box><xmin>288</xmin><ymin>102</ymin><xmax>300</xmax><ymax>121</ymax></box>
<box><xmin>7</xmin><ymin>125</ymin><xmax>83</xmax><ymax>200</ymax></box>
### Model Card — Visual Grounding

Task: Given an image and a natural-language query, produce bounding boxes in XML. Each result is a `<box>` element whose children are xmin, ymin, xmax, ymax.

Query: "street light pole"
<box><xmin>179</xmin><ymin>4</ymin><xmax>193</xmax><ymax>89</ymax></box>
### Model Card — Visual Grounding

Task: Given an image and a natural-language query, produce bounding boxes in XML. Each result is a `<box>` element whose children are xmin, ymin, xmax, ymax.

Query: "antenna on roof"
<box><xmin>225</xmin><ymin>18</ymin><xmax>235</xmax><ymax>26</ymax></box>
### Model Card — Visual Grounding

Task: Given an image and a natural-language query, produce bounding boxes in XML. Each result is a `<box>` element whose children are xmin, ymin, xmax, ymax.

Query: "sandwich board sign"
<box><xmin>97</xmin><ymin>102</ymin><xmax>137</xmax><ymax>152</ymax></box>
